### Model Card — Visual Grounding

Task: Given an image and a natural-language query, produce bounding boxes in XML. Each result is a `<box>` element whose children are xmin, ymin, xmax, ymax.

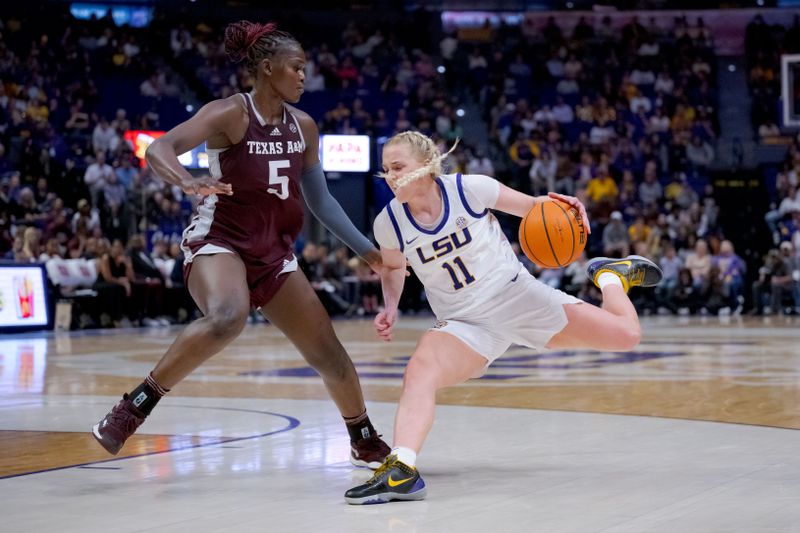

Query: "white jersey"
<box><xmin>374</xmin><ymin>173</ymin><xmax>524</xmax><ymax>319</ymax></box>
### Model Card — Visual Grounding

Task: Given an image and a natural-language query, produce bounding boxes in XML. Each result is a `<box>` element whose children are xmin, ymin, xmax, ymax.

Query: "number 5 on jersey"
<box><xmin>267</xmin><ymin>160</ymin><xmax>290</xmax><ymax>200</ymax></box>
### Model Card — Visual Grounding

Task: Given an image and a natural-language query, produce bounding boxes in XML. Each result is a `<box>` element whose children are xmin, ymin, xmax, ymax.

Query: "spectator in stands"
<box><xmin>92</xmin><ymin>117</ymin><xmax>119</xmax><ymax>157</ymax></box>
<box><xmin>714</xmin><ymin>239</ymin><xmax>746</xmax><ymax>312</ymax></box>
<box><xmin>668</xmin><ymin>267</ymin><xmax>700</xmax><ymax>315</ymax></box>
<box><xmin>101</xmin><ymin>171</ymin><xmax>127</xmax><ymax>211</ymax></box>
<box><xmin>685</xmin><ymin>238</ymin><xmax>712</xmax><ymax>288</ymax></box>
<box><xmin>508</xmin><ymin>134</ymin><xmax>538</xmax><ymax>195</ymax></box>
<box><xmin>14</xmin><ymin>226</ymin><xmax>41</xmax><ymax>263</ymax></box>
<box><xmin>64</xmin><ymin>100</ymin><xmax>90</xmax><ymax>133</ymax></box>
<box><xmin>685</xmin><ymin>135</ymin><xmax>715</xmax><ymax>172</ymax></box>
<box><xmin>751</xmin><ymin>244</ymin><xmax>796</xmax><ymax>315</ymax></box>
<box><xmin>350</xmin><ymin>257</ymin><xmax>380</xmax><ymax>315</ymax></box>
<box><xmin>12</xmin><ymin>188</ymin><xmax>46</xmax><ymax>226</ymax></box>
<box><xmin>94</xmin><ymin>238</ymin><xmax>133</xmax><ymax>327</ymax></box>
<box><xmin>114</xmin><ymin>156</ymin><xmax>138</xmax><ymax>190</ymax></box>
<box><xmin>84</xmin><ymin>152</ymin><xmax>115</xmax><ymax>208</ymax></box>
<box><xmin>701</xmin><ymin>265</ymin><xmax>730</xmax><ymax>315</ymax></box>
<box><xmin>39</xmin><ymin>238</ymin><xmax>63</xmax><ymax>262</ymax></box>
<box><xmin>128</xmin><ymin>233</ymin><xmax>169</xmax><ymax>326</ymax></box>
<box><xmin>627</xmin><ymin>216</ymin><xmax>651</xmax><ymax>247</ymax></box>
<box><xmin>466</xmin><ymin>148</ymin><xmax>495</xmax><ymax>176</ymax></box>
<box><xmin>71</xmin><ymin>198</ymin><xmax>101</xmax><ymax>235</ymax></box>
<box><xmin>111</xmin><ymin>108</ymin><xmax>131</xmax><ymax>133</ymax></box>
<box><xmin>586</xmin><ymin>164</ymin><xmax>619</xmax><ymax>219</ymax></box>
<box><xmin>140</xmin><ymin>74</ymin><xmax>161</xmax><ymax>97</ymax></box>
<box><xmin>529</xmin><ymin>147</ymin><xmax>557</xmax><ymax>195</ymax></box>
<box><xmin>602</xmin><ymin>211</ymin><xmax>630</xmax><ymax>258</ymax></box>
<box><xmin>639</xmin><ymin>163</ymin><xmax>663</xmax><ymax>207</ymax></box>
<box><xmin>758</xmin><ymin>120</ymin><xmax>782</xmax><ymax>143</ymax></box>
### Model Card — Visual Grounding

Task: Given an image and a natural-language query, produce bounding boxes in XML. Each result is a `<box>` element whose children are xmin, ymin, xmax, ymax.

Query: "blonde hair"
<box><xmin>380</xmin><ymin>131</ymin><xmax>459</xmax><ymax>188</ymax></box>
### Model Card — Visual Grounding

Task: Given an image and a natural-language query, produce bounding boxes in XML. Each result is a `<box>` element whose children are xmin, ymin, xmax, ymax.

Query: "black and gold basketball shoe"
<box><xmin>344</xmin><ymin>455</ymin><xmax>427</xmax><ymax>505</ymax></box>
<box><xmin>587</xmin><ymin>255</ymin><xmax>663</xmax><ymax>293</ymax></box>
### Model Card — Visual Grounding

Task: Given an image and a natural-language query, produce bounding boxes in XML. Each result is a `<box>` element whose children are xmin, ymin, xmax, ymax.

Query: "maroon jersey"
<box><xmin>180</xmin><ymin>93</ymin><xmax>308</xmax><ymax>307</ymax></box>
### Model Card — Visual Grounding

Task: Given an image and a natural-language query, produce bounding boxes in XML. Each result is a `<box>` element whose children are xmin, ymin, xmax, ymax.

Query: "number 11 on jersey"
<box><xmin>442</xmin><ymin>256</ymin><xmax>475</xmax><ymax>290</ymax></box>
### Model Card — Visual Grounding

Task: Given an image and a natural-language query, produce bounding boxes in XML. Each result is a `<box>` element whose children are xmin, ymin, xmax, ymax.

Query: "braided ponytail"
<box><xmin>380</xmin><ymin>131</ymin><xmax>459</xmax><ymax>188</ymax></box>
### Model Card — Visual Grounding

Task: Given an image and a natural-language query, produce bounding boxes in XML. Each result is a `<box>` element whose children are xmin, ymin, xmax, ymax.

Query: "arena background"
<box><xmin>0</xmin><ymin>0</ymin><xmax>798</xmax><ymax>329</ymax></box>
<box><xmin>2</xmin><ymin>2</ymin><xmax>800</xmax><ymax>532</ymax></box>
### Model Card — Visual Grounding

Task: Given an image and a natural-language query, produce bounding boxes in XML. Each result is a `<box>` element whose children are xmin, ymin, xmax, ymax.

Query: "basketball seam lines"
<box><xmin>521</xmin><ymin>212</ymin><xmax>545</xmax><ymax>267</ymax></box>
<box><xmin>541</xmin><ymin>202</ymin><xmax>561</xmax><ymax>267</ymax></box>
<box><xmin>552</xmin><ymin>201</ymin><xmax>575</xmax><ymax>264</ymax></box>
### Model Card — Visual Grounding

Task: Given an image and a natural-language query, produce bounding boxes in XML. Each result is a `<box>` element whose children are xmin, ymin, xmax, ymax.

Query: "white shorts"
<box><xmin>430</xmin><ymin>270</ymin><xmax>581</xmax><ymax>363</ymax></box>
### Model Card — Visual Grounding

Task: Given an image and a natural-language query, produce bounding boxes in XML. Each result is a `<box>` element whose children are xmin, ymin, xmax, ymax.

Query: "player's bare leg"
<box><xmin>152</xmin><ymin>253</ymin><xmax>251</xmax><ymax>387</ymax></box>
<box><xmin>345</xmin><ymin>330</ymin><xmax>485</xmax><ymax>504</ymax></box>
<box><xmin>547</xmin><ymin>255</ymin><xmax>662</xmax><ymax>351</ymax></box>
<box><xmin>393</xmin><ymin>331</ymin><xmax>486</xmax><ymax>452</ymax></box>
<box><xmin>92</xmin><ymin>253</ymin><xmax>251</xmax><ymax>455</ymax></box>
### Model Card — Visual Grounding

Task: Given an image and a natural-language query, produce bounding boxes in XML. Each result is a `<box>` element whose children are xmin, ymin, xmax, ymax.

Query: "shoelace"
<box><xmin>354</xmin><ymin>434</ymin><xmax>387</xmax><ymax>454</ymax></box>
<box><xmin>108</xmin><ymin>404</ymin><xmax>143</xmax><ymax>433</ymax></box>
<box><xmin>366</xmin><ymin>456</ymin><xmax>398</xmax><ymax>485</ymax></box>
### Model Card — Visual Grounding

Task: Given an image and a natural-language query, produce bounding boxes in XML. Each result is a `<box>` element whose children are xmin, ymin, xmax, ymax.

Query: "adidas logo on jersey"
<box><xmin>270</xmin><ymin>127</ymin><xmax>282</xmax><ymax>136</ymax></box>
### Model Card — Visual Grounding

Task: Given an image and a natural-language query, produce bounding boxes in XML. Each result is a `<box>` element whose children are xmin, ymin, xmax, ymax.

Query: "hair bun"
<box><xmin>224</xmin><ymin>20</ymin><xmax>277</xmax><ymax>63</ymax></box>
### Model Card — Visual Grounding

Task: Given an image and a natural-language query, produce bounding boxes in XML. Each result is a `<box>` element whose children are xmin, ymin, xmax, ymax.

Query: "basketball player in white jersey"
<box><xmin>345</xmin><ymin>131</ymin><xmax>662</xmax><ymax>504</ymax></box>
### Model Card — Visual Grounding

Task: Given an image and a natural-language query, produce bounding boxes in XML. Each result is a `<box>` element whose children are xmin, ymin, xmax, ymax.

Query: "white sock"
<box><xmin>597</xmin><ymin>272</ymin><xmax>623</xmax><ymax>290</ymax></box>
<box><xmin>392</xmin><ymin>446</ymin><xmax>417</xmax><ymax>467</ymax></box>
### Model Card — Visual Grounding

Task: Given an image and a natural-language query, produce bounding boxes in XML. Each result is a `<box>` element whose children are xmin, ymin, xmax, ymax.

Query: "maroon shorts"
<box><xmin>182</xmin><ymin>241</ymin><xmax>296</xmax><ymax>309</ymax></box>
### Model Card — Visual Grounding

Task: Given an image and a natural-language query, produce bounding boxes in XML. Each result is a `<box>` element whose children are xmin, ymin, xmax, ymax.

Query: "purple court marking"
<box><xmin>77</xmin><ymin>466</ymin><xmax>122</xmax><ymax>470</ymax></box>
<box><xmin>240</xmin><ymin>351</ymin><xmax>687</xmax><ymax>379</ymax></box>
<box><xmin>0</xmin><ymin>404</ymin><xmax>300</xmax><ymax>480</ymax></box>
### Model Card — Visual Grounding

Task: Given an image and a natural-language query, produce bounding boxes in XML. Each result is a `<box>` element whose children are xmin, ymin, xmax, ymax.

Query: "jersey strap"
<box><xmin>456</xmin><ymin>173</ymin><xmax>489</xmax><ymax>219</ymax></box>
<box><xmin>386</xmin><ymin>205</ymin><xmax>405</xmax><ymax>252</ymax></box>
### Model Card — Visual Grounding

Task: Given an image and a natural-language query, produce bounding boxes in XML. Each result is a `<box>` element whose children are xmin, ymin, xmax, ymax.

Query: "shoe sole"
<box><xmin>350</xmin><ymin>455</ymin><xmax>383</xmax><ymax>470</ymax></box>
<box><xmin>345</xmin><ymin>487</ymin><xmax>427</xmax><ymax>505</ymax></box>
<box><xmin>628</xmin><ymin>255</ymin><xmax>663</xmax><ymax>287</ymax></box>
<box><xmin>91</xmin><ymin>423</ymin><xmax>121</xmax><ymax>455</ymax></box>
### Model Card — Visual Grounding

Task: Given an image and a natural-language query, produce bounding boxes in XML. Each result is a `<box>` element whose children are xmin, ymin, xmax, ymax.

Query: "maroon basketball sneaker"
<box><xmin>92</xmin><ymin>394</ymin><xmax>147</xmax><ymax>455</ymax></box>
<box><xmin>350</xmin><ymin>434</ymin><xmax>391</xmax><ymax>469</ymax></box>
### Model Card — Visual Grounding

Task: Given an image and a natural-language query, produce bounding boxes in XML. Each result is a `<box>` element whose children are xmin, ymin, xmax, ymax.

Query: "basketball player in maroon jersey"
<box><xmin>92</xmin><ymin>21</ymin><xmax>390</xmax><ymax>468</ymax></box>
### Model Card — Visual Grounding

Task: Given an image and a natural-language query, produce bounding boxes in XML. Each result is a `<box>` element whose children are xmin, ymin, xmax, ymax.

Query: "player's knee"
<box><xmin>403</xmin><ymin>357</ymin><xmax>439</xmax><ymax>392</ymax></box>
<box><xmin>617</xmin><ymin>325</ymin><xmax>641</xmax><ymax>351</ymax></box>
<box><xmin>205</xmin><ymin>304</ymin><xmax>248</xmax><ymax>341</ymax></box>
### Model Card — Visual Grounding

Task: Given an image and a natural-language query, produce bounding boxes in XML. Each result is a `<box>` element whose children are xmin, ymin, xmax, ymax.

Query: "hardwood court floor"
<box><xmin>1</xmin><ymin>315</ymin><xmax>799</xmax><ymax>532</ymax></box>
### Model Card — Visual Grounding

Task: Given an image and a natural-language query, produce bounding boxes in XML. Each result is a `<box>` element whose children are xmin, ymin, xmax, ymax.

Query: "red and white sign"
<box><xmin>124</xmin><ymin>130</ymin><xmax>197</xmax><ymax>168</ymax></box>
<box><xmin>320</xmin><ymin>135</ymin><xmax>371</xmax><ymax>173</ymax></box>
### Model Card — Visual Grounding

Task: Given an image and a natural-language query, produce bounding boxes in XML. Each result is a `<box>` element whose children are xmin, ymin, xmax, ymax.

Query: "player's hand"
<box><xmin>181</xmin><ymin>177</ymin><xmax>233</xmax><ymax>197</ymax></box>
<box><xmin>374</xmin><ymin>308</ymin><xmax>397</xmax><ymax>342</ymax></box>
<box><xmin>547</xmin><ymin>192</ymin><xmax>591</xmax><ymax>234</ymax></box>
<box><xmin>364</xmin><ymin>249</ymin><xmax>410</xmax><ymax>277</ymax></box>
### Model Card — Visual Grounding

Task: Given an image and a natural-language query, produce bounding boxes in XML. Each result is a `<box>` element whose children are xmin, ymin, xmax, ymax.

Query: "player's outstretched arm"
<box><xmin>493</xmin><ymin>183</ymin><xmax>591</xmax><ymax>234</ymax></box>
<box><xmin>374</xmin><ymin>247</ymin><xmax>407</xmax><ymax>342</ymax></box>
<box><xmin>295</xmin><ymin>112</ymin><xmax>379</xmax><ymax>260</ymax></box>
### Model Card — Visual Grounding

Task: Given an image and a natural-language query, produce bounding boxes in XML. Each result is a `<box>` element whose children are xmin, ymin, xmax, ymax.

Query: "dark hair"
<box><xmin>224</xmin><ymin>20</ymin><xmax>300</xmax><ymax>75</ymax></box>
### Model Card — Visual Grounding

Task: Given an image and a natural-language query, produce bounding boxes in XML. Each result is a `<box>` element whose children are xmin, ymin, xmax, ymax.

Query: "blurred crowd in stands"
<box><xmin>1</xmin><ymin>7</ymin><xmax>798</xmax><ymax>329</ymax></box>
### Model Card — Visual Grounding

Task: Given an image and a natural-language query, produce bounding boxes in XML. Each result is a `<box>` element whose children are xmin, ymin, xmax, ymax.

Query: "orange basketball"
<box><xmin>519</xmin><ymin>199</ymin><xmax>587</xmax><ymax>268</ymax></box>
